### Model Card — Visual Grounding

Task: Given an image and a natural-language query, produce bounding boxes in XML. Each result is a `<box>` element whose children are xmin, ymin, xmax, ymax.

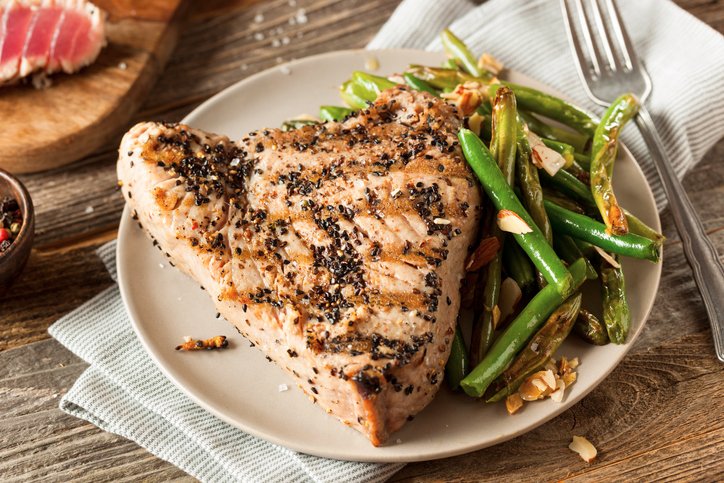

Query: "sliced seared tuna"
<box><xmin>0</xmin><ymin>0</ymin><xmax>106</xmax><ymax>85</ymax></box>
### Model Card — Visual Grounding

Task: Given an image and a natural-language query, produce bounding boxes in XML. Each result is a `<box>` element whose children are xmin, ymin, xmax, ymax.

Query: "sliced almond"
<box><xmin>594</xmin><ymin>245</ymin><xmax>621</xmax><ymax>268</ymax></box>
<box><xmin>569</xmin><ymin>435</ymin><xmax>597</xmax><ymax>463</ymax></box>
<box><xmin>505</xmin><ymin>393</ymin><xmax>524</xmax><ymax>415</ymax></box>
<box><xmin>465</xmin><ymin>236</ymin><xmax>500</xmax><ymax>271</ymax></box>
<box><xmin>441</xmin><ymin>81</ymin><xmax>484</xmax><ymax>116</ymax></box>
<box><xmin>527</xmin><ymin>131</ymin><xmax>567</xmax><ymax>176</ymax></box>
<box><xmin>468</xmin><ymin>112</ymin><xmax>485</xmax><ymax>136</ymax></box>
<box><xmin>497</xmin><ymin>209</ymin><xmax>533</xmax><ymax>234</ymax></box>
<box><xmin>550</xmin><ymin>378</ymin><xmax>566</xmax><ymax>403</ymax></box>
<box><xmin>562</xmin><ymin>371</ymin><xmax>577</xmax><ymax>387</ymax></box>
<box><xmin>478</xmin><ymin>52</ymin><xmax>503</xmax><ymax>75</ymax></box>
<box><xmin>531</xmin><ymin>378</ymin><xmax>549</xmax><ymax>392</ymax></box>
<box><xmin>541</xmin><ymin>369</ymin><xmax>557</xmax><ymax>390</ymax></box>
<box><xmin>498</xmin><ymin>277</ymin><xmax>522</xmax><ymax>324</ymax></box>
<box><xmin>492</xmin><ymin>305</ymin><xmax>501</xmax><ymax>329</ymax></box>
<box><xmin>568</xmin><ymin>357</ymin><xmax>580</xmax><ymax>370</ymax></box>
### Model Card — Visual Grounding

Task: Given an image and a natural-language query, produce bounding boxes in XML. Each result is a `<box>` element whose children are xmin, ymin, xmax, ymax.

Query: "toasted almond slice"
<box><xmin>563</xmin><ymin>371</ymin><xmax>577</xmax><ymax>387</ymax></box>
<box><xmin>498</xmin><ymin>277</ymin><xmax>522</xmax><ymax>324</ymax></box>
<box><xmin>568</xmin><ymin>357</ymin><xmax>580</xmax><ymax>370</ymax></box>
<box><xmin>541</xmin><ymin>369</ymin><xmax>557</xmax><ymax>390</ymax></box>
<box><xmin>465</xmin><ymin>236</ymin><xmax>501</xmax><ymax>271</ymax></box>
<box><xmin>497</xmin><ymin>209</ymin><xmax>533</xmax><ymax>234</ymax></box>
<box><xmin>569</xmin><ymin>435</ymin><xmax>597</xmax><ymax>463</ymax></box>
<box><xmin>531</xmin><ymin>378</ymin><xmax>549</xmax><ymax>392</ymax></box>
<box><xmin>550</xmin><ymin>378</ymin><xmax>566</xmax><ymax>402</ymax></box>
<box><xmin>506</xmin><ymin>393</ymin><xmax>524</xmax><ymax>415</ymax></box>
<box><xmin>468</xmin><ymin>112</ymin><xmax>485</xmax><ymax>136</ymax></box>
<box><xmin>478</xmin><ymin>53</ymin><xmax>503</xmax><ymax>75</ymax></box>
<box><xmin>527</xmin><ymin>131</ymin><xmax>567</xmax><ymax>176</ymax></box>
<box><xmin>594</xmin><ymin>245</ymin><xmax>622</xmax><ymax>268</ymax></box>
<box><xmin>492</xmin><ymin>305</ymin><xmax>501</xmax><ymax>329</ymax></box>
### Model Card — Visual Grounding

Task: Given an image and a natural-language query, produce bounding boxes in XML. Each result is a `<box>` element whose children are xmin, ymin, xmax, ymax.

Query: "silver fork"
<box><xmin>561</xmin><ymin>0</ymin><xmax>724</xmax><ymax>361</ymax></box>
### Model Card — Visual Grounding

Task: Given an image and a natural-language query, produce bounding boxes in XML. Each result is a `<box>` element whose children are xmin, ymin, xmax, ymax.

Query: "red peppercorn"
<box><xmin>0</xmin><ymin>228</ymin><xmax>10</xmax><ymax>242</ymax></box>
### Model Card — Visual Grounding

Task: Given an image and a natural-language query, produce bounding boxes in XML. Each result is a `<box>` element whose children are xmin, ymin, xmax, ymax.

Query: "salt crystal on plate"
<box><xmin>282</xmin><ymin>36</ymin><xmax>290</xmax><ymax>45</ymax></box>
<box><xmin>254</xmin><ymin>13</ymin><xmax>264</xmax><ymax>23</ymax></box>
<box><xmin>253</xmin><ymin>32</ymin><xmax>264</xmax><ymax>41</ymax></box>
<box><xmin>118</xmin><ymin>62</ymin><xmax>127</xmax><ymax>70</ymax></box>
<box><xmin>84</xmin><ymin>206</ymin><xmax>94</xmax><ymax>214</ymax></box>
<box><xmin>272</xmin><ymin>38</ymin><xmax>281</xmax><ymax>47</ymax></box>
<box><xmin>159</xmin><ymin>263</ymin><xmax>165</xmax><ymax>268</ymax></box>
<box><xmin>278</xmin><ymin>384</ymin><xmax>289</xmax><ymax>392</ymax></box>
<box><xmin>295</xmin><ymin>8</ymin><xmax>307</xmax><ymax>24</ymax></box>
<box><xmin>279</xmin><ymin>65</ymin><xmax>291</xmax><ymax>75</ymax></box>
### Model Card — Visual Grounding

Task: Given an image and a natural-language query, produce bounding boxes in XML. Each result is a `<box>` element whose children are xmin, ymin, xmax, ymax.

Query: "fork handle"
<box><xmin>635</xmin><ymin>106</ymin><xmax>724</xmax><ymax>362</ymax></box>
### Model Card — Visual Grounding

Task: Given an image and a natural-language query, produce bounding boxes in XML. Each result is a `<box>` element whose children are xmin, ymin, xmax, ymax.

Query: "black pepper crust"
<box><xmin>123</xmin><ymin>87</ymin><xmax>483</xmax><ymax>427</ymax></box>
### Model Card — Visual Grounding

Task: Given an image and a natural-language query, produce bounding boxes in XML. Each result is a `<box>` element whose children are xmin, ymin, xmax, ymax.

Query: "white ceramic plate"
<box><xmin>117</xmin><ymin>49</ymin><xmax>662</xmax><ymax>463</ymax></box>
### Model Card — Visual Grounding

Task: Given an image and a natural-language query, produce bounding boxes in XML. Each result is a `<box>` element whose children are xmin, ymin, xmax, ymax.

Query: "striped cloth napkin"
<box><xmin>49</xmin><ymin>0</ymin><xmax>724</xmax><ymax>482</ymax></box>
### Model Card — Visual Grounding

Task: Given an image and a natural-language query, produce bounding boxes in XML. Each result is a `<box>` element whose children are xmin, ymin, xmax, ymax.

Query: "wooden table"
<box><xmin>2</xmin><ymin>0</ymin><xmax>723</xmax><ymax>480</ymax></box>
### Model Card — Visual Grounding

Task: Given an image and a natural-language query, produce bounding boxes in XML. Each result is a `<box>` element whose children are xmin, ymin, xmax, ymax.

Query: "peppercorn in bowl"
<box><xmin>0</xmin><ymin>168</ymin><xmax>34</xmax><ymax>294</ymax></box>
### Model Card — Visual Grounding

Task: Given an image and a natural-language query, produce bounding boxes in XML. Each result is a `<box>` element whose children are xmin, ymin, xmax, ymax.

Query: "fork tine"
<box><xmin>589</xmin><ymin>0</ymin><xmax>619</xmax><ymax>71</ymax></box>
<box><xmin>561</xmin><ymin>0</ymin><xmax>600</xmax><ymax>76</ymax></box>
<box><xmin>573</xmin><ymin>0</ymin><xmax>604</xmax><ymax>76</ymax></box>
<box><xmin>605</xmin><ymin>0</ymin><xmax>637</xmax><ymax>71</ymax></box>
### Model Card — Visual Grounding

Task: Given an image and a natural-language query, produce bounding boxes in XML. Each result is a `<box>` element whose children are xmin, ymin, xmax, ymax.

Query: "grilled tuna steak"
<box><xmin>117</xmin><ymin>87</ymin><xmax>483</xmax><ymax>445</ymax></box>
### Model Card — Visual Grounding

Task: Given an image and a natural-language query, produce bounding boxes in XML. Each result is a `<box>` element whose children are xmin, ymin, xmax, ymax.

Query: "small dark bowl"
<box><xmin>0</xmin><ymin>168</ymin><xmax>34</xmax><ymax>294</ymax></box>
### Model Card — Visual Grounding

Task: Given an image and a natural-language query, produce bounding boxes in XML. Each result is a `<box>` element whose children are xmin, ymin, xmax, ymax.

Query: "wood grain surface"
<box><xmin>1</xmin><ymin>0</ymin><xmax>723</xmax><ymax>481</ymax></box>
<box><xmin>0</xmin><ymin>0</ymin><xmax>187</xmax><ymax>174</ymax></box>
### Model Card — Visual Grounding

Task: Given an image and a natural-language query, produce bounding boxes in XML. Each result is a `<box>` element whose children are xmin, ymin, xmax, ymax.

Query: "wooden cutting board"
<box><xmin>0</xmin><ymin>0</ymin><xmax>188</xmax><ymax>174</ymax></box>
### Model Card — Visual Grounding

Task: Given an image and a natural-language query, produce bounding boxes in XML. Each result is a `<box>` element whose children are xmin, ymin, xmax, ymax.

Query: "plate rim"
<box><xmin>117</xmin><ymin>48</ymin><xmax>663</xmax><ymax>463</ymax></box>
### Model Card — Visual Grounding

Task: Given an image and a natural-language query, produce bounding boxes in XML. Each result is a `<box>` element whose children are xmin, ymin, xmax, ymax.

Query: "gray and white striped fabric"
<box><xmin>50</xmin><ymin>242</ymin><xmax>403</xmax><ymax>482</ymax></box>
<box><xmin>370</xmin><ymin>0</ymin><xmax>724</xmax><ymax>210</ymax></box>
<box><xmin>50</xmin><ymin>1</ymin><xmax>724</xmax><ymax>481</ymax></box>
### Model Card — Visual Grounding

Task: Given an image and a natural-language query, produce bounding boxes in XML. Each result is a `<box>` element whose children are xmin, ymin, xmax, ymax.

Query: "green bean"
<box><xmin>519</xmin><ymin>111</ymin><xmax>589</xmax><ymax>152</ymax></box>
<box><xmin>460</xmin><ymin>259</ymin><xmax>587</xmax><ymax>397</ymax></box>
<box><xmin>470</xmin><ymin>251</ymin><xmax>501</xmax><ymax>367</ymax></box>
<box><xmin>544</xmin><ymin>199</ymin><xmax>662</xmax><ymax>262</ymax></box>
<box><xmin>590</xmin><ymin>93</ymin><xmax>639</xmax><ymax>235</ymax></box>
<box><xmin>573</xmin><ymin>309</ymin><xmax>609</xmax><ymax>345</ymax></box>
<box><xmin>600</xmin><ymin>256</ymin><xmax>631</xmax><ymax>344</ymax></box>
<box><xmin>542</xmin><ymin>188</ymin><xmax>586</xmax><ymax>214</ymax></box>
<box><xmin>485</xmin><ymin>293</ymin><xmax>583</xmax><ymax>402</ymax></box>
<box><xmin>319</xmin><ymin>106</ymin><xmax>354</xmax><ymax>122</ymax></box>
<box><xmin>445</xmin><ymin>323</ymin><xmax>470</xmax><ymax>390</ymax></box>
<box><xmin>441</xmin><ymin>58</ymin><xmax>459</xmax><ymax>70</ymax></box>
<box><xmin>402</xmin><ymin>73</ymin><xmax>439</xmax><ymax>95</ymax></box>
<box><xmin>340</xmin><ymin>80</ymin><xmax>369</xmax><ymax>110</ymax></box>
<box><xmin>541</xmin><ymin>161</ymin><xmax>596</xmax><ymax>205</ymax></box>
<box><xmin>554</xmin><ymin>234</ymin><xmax>598</xmax><ymax>280</ymax></box>
<box><xmin>470</xmin><ymin>87</ymin><xmax>518</xmax><ymax>367</ymax></box>
<box><xmin>351</xmin><ymin>71</ymin><xmax>396</xmax><ymax>101</ymax></box>
<box><xmin>542</xmin><ymin>170</ymin><xmax>664</xmax><ymax>241</ymax></box>
<box><xmin>440</xmin><ymin>28</ymin><xmax>486</xmax><ymax>78</ymax></box>
<box><xmin>459</xmin><ymin>129</ymin><xmax>573</xmax><ymax>294</ymax></box>
<box><xmin>565</xmin><ymin>161</ymin><xmax>590</xmax><ymax>184</ymax></box>
<box><xmin>406</xmin><ymin>65</ymin><xmax>478</xmax><ymax>90</ymax></box>
<box><xmin>491</xmin><ymin>83</ymin><xmax>598</xmax><ymax>135</ymax></box>
<box><xmin>503</xmin><ymin>241</ymin><xmax>535</xmax><ymax>295</ymax></box>
<box><xmin>624</xmin><ymin>210</ymin><xmax>665</xmax><ymax>244</ymax></box>
<box><xmin>574</xmin><ymin>152</ymin><xmax>591</xmax><ymax>170</ymax></box>
<box><xmin>516</xmin><ymin>120</ymin><xmax>552</xmax><ymax>244</ymax></box>
<box><xmin>490</xmin><ymin>87</ymin><xmax>518</xmax><ymax>184</ymax></box>
<box><xmin>541</xmin><ymin>138</ymin><xmax>575</xmax><ymax>166</ymax></box>
<box><xmin>281</xmin><ymin>119</ymin><xmax>319</xmax><ymax>131</ymax></box>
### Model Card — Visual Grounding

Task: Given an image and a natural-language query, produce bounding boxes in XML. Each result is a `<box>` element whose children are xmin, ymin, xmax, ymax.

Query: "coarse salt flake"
<box><xmin>118</xmin><ymin>62</ymin><xmax>127</xmax><ymax>70</ymax></box>
<box><xmin>84</xmin><ymin>205</ymin><xmax>94</xmax><ymax>214</ymax></box>
<box><xmin>254</xmin><ymin>13</ymin><xmax>264</xmax><ymax>23</ymax></box>
<box><xmin>278</xmin><ymin>384</ymin><xmax>288</xmax><ymax>392</ymax></box>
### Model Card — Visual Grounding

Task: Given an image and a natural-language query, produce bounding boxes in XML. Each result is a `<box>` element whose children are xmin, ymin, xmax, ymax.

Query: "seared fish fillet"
<box><xmin>118</xmin><ymin>87</ymin><xmax>482</xmax><ymax>446</ymax></box>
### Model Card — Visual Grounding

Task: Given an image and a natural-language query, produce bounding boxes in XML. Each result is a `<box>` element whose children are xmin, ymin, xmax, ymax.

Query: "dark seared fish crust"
<box><xmin>117</xmin><ymin>87</ymin><xmax>483</xmax><ymax>445</ymax></box>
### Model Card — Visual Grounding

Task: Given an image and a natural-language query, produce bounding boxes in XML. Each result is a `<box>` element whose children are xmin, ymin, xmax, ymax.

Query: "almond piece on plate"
<box><xmin>497</xmin><ymin>209</ymin><xmax>533</xmax><ymax>234</ymax></box>
<box><xmin>506</xmin><ymin>393</ymin><xmax>524</xmax><ymax>415</ymax></box>
<box><xmin>569</xmin><ymin>435</ymin><xmax>598</xmax><ymax>463</ymax></box>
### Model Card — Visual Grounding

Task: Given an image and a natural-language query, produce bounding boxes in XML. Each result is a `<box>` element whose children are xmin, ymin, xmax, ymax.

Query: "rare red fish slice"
<box><xmin>0</xmin><ymin>0</ymin><xmax>106</xmax><ymax>85</ymax></box>
<box><xmin>117</xmin><ymin>87</ymin><xmax>483</xmax><ymax>446</ymax></box>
